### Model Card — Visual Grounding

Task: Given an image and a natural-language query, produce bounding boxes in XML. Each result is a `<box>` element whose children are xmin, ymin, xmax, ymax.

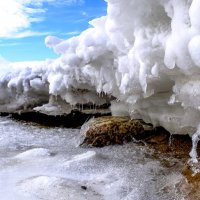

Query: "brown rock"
<box><xmin>79</xmin><ymin>116</ymin><xmax>153</xmax><ymax>147</ymax></box>
<box><xmin>182</xmin><ymin>163</ymin><xmax>200</xmax><ymax>199</ymax></box>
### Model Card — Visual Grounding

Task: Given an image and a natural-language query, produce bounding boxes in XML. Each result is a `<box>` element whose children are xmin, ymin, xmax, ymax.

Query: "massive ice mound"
<box><xmin>1</xmin><ymin>0</ymin><xmax>200</xmax><ymax>158</ymax></box>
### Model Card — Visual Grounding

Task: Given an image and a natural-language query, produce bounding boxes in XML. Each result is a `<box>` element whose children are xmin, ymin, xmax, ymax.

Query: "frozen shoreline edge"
<box><xmin>0</xmin><ymin>109</ymin><xmax>111</xmax><ymax>128</ymax></box>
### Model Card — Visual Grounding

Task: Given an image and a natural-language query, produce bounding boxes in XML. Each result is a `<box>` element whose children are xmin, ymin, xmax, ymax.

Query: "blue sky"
<box><xmin>0</xmin><ymin>0</ymin><xmax>107</xmax><ymax>62</ymax></box>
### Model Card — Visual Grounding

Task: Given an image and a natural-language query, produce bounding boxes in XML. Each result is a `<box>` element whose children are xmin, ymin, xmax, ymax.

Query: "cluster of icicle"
<box><xmin>1</xmin><ymin>0</ymin><xmax>200</xmax><ymax>161</ymax></box>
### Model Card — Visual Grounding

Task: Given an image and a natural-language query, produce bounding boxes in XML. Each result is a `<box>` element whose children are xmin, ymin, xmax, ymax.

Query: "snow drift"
<box><xmin>1</xmin><ymin>0</ymin><xmax>200</xmax><ymax>159</ymax></box>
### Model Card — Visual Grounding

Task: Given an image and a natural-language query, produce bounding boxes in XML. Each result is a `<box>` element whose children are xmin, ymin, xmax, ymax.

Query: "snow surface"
<box><xmin>0</xmin><ymin>117</ymin><xmax>186</xmax><ymax>200</ymax></box>
<box><xmin>1</xmin><ymin>1</ymin><xmax>200</xmax><ymax>158</ymax></box>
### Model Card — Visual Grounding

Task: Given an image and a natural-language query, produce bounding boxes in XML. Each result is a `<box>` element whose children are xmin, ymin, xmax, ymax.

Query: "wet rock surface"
<box><xmin>79</xmin><ymin>116</ymin><xmax>195</xmax><ymax>155</ymax></box>
<box><xmin>80</xmin><ymin>116</ymin><xmax>153</xmax><ymax>147</ymax></box>
<box><xmin>144</xmin><ymin>130</ymin><xmax>200</xmax><ymax>200</ymax></box>
<box><xmin>181</xmin><ymin>162</ymin><xmax>200</xmax><ymax>199</ymax></box>
<box><xmin>0</xmin><ymin>107</ymin><xmax>111</xmax><ymax>128</ymax></box>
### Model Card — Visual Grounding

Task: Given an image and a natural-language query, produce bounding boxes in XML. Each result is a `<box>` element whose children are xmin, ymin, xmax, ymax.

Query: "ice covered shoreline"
<box><xmin>0</xmin><ymin>116</ymin><xmax>196</xmax><ymax>200</ymax></box>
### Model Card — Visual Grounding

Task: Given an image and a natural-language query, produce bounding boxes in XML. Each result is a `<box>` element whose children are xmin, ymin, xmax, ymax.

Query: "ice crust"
<box><xmin>0</xmin><ymin>117</ymin><xmax>186</xmax><ymax>200</ymax></box>
<box><xmin>1</xmin><ymin>1</ymin><xmax>200</xmax><ymax>158</ymax></box>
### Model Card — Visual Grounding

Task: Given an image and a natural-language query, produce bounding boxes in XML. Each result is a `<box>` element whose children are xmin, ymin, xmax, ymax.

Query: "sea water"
<box><xmin>0</xmin><ymin>116</ymin><xmax>189</xmax><ymax>200</ymax></box>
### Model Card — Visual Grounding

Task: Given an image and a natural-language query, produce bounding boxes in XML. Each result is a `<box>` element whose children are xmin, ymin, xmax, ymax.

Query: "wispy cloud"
<box><xmin>63</xmin><ymin>31</ymin><xmax>81</xmax><ymax>36</ymax></box>
<box><xmin>49</xmin><ymin>0</ymin><xmax>85</xmax><ymax>6</ymax></box>
<box><xmin>0</xmin><ymin>0</ymin><xmax>84</xmax><ymax>39</ymax></box>
<box><xmin>7</xmin><ymin>31</ymin><xmax>53</xmax><ymax>39</ymax></box>
<box><xmin>0</xmin><ymin>42</ymin><xmax>21</xmax><ymax>47</ymax></box>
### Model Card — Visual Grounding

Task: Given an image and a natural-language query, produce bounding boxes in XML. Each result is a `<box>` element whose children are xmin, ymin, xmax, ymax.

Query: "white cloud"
<box><xmin>5</xmin><ymin>30</ymin><xmax>53</xmax><ymax>39</ymax></box>
<box><xmin>54</xmin><ymin>0</ymin><xmax>84</xmax><ymax>6</ymax></box>
<box><xmin>0</xmin><ymin>0</ymin><xmax>30</xmax><ymax>38</ymax></box>
<box><xmin>0</xmin><ymin>0</ymin><xmax>84</xmax><ymax>38</ymax></box>
<box><xmin>64</xmin><ymin>31</ymin><xmax>81</xmax><ymax>36</ymax></box>
<box><xmin>0</xmin><ymin>42</ymin><xmax>21</xmax><ymax>47</ymax></box>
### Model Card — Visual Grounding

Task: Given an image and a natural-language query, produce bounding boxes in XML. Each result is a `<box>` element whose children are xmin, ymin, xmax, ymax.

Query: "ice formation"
<box><xmin>1</xmin><ymin>0</ymin><xmax>200</xmax><ymax>159</ymax></box>
<box><xmin>0</xmin><ymin>117</ymin><xmax>185</xmax><ymax>200</ymax></box>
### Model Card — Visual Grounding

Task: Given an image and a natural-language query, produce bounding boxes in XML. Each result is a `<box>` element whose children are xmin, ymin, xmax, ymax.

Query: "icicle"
<box><xmin>189</xmin><ymin>125</ymin><xmax>200</xmax><ymax>163</ymax></box>
<box><xmin>168</xmin><ymin>133</ymin><xmax>173</xmax><ymax>146</ymax></box>
<box><xmin>92</xmin><ymin>102</ymin><xmax>94</xmax><ymax>111</ymax></box>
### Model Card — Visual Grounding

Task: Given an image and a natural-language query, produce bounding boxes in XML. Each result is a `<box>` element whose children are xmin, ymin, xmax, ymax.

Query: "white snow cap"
<box><xmin>1</xmin><ymin>0</ymin><xmax>200</xmax><ymax>138</ymax></box>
